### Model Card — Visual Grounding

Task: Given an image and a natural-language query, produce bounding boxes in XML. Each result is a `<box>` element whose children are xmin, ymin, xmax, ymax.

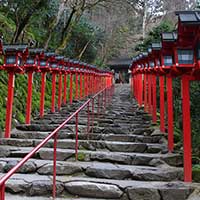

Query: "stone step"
<box><xmin>0</xmin><ymin>158</ymin><xmax>183</xmax><ymax>181</ymax></box>
<box><xmin>10</xmin><ymin>131</ymin><xmax>163</xmax><ymax>143</ymax></box>
<box><xmin>0</xmin><ymin>146</ymin><xmax>183</xmax><ymax>166</ymax></box>
<box><xmin>0</xmin><ymin>138</ymin><xmax>167</xmax><ymax>153</ymax></box>
<box><xmin>16</xmin><ymin>124</ymin><xmax>87</xmax><ymax>133</ymax></box>
<box><xmin>6</xmin><ymin>194</ymin><xmax>109</xmax><ymax>200</ymax></box>
<box><xmin>2</xmin><ymin>173</ymin><xmax>199</xmax><ymax>199</ymax></box>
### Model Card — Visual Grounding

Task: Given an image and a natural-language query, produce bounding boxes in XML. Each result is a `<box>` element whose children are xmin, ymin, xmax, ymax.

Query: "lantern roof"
<box><xmin>175</xmin><ymin>11</ymin><xmax>200</xmax><ymax>24</ymax></box>
<box><xmin>29</xmin><ymin>48</ymin><xmax>44</xmax><ymax>55</ymax></box>
<box><xmin>162</xmin><ymin>32</ymin><xmax>177</xmax><ymax>42</ymax></box>
<box><xmin>3</xmin><ymin>44</ymin><xmax>28</xmax><ymax>53</ymax></box>
<box><xmin>151</xmin><ymin>42</ymin><xmax>162</xmax><ymax>50</ymax></box>
<box><xmin>44</xmin><ymin>52</ymin><xmax>56</xmax><ymax>57</ymax></box>
<box><xmin>55</xmin><ymin>56</ymin><xmax>64</xmax><ymax>60</ymax></box>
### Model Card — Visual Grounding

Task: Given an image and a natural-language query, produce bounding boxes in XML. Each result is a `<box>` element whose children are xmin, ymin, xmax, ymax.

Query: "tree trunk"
<box><xmin>43</xmin><ymin>0</ymin><xmax>67</xmax><ymax>49</ymax></box>
<box><xmin>77</xmin><ymin>40</ymin><xmax>91</xmax><ymax>60</ymax></box>
<box><xmin>142</xmin><ymin>0</ymin><xmax>147</xmax><ymax>39</ymax></box>
<box><xmin>11</xmin><ymin>0</ymin><xmax>47</xmax><ymax>43</ymax></box>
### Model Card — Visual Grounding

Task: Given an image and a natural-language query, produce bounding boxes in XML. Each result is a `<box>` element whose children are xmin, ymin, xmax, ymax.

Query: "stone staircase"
<box><xmin>0</xmin><ymin>84</ymin><xmax>200</xmax><ymax>199</ymax></box>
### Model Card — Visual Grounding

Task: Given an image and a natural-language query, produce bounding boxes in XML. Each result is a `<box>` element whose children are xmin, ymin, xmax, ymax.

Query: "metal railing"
<box><xmin>0</xmin><ymin>85</ymin><xmax>114</xmax><ymax>200</ymax></box>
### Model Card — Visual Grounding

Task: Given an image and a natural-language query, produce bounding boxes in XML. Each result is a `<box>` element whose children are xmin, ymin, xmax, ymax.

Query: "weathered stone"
<box><xmin>85</xmin><ymin>165</ymin><xmax>131</xmax><ymax>179</ymax></box>
<box><xmin>6</xmin><ymin>179</ymin><xmax>31</xmax><ymax>194</ymax></box>
<box><xmin>65</xmin><ymin>181</ymin><xmax>123</xmax><ymax>198</ymax></box>
<box><xmin>0</xmin><ymin>147</ymin><xmax>10</xmax><ymax>157</ymax></box>
<box><xmin>39</xmin><ymin>149</ymin><xmax>74</xmax><ymax>161</ymax></box>
<box><xmin>29</xmin><ymin>180</ymin><xmax>64</xmax><ymax>196</ymax></box>
<box><xmin>127</xmin><ymin>187</ymin><xmax>161</xmax><ymax>200</ymax></box>
<box><xmin>0</xmin><ymin>161</ymin><xmax>6</xmax><ymax>172</ymax></box>
<box><xmin>149</xmin><ymin>158</ymin><xmax>167</xmax><ymax>167</ymax></box>
<box><xmin>4</xmin><ymin>160</ymin><xmax>37</xmax><ymax>173</ymax></box>
<box><xmin>37</xmin><ymin>163</ymin><xmax>82</xmax><ymax>175</ymax></box>
<box><xmin>146</xmin><ymin>144</ymin><xmax>165</xmax><ymax>153</ymax></box>
<box><xmin>187</xmin><ymin>189</ymin><xmax>200</xmax><ymax>200</ymax></box>
<box><xmin>90</xmin><ymin>152</ymin><xmax>132</xmax><ymax>164</ymax></box>
<box><xmin>162</xmin><ymin>154</ymin><xmax>183</xmax><ymax>166</ymax></box>
<box><xmin>106</xmin><ymin>142</ymin><xmax>147</xmax><ymax>153</ymax></box>
<box><xmin>0</xmin><ymin>139</ymin><xmax>33</xmax><ymax>147</ymax></box>
<box><xmin>159</xmin><ymin>187</ymin><xmax>193</xmax><ymax>200</ymax></box>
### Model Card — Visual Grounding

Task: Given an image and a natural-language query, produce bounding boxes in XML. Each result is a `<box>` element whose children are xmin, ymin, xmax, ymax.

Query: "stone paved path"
<box><xmin>0</xmin><ymin>84</ymin><xmax>200</xmax><ymax>199</ymax></box>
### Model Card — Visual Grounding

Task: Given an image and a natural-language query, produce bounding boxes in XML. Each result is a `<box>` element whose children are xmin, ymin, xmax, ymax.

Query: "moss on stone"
<box><xmin>193</xmin><ymin>165</ymin><xmax>200</xmax><ymax>182</ymax></box>
<box><xmin>77</xmin><ymin>152</ymin><xmax>86</xmax><ymax>161</ymax></box>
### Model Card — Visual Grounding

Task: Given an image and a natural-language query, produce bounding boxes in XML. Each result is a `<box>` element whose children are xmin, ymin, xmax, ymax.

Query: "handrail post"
<box><xmin>53</xmin><ymin>132</ymin><xmax>57</xmax><ymax>198</ymax></box>
<box><xmin>181</xmin><ymin>75</ymin><xmax>192</xmax><ymax>182</ymax></box>
<box><xmin>40</xmin><ymin>72</ymin><xmax>46</xmax><ymax>118</ymax></box>
<box><xmin>87</xmin><ymin>102</ymin><xmax>90</xmax><ymax>139</ymax></box>
<box><xmin>91</xmin><ymin>98</ymin><xmax>94</xmax><ymax>134</ymax></box>
<box><xmin>97</xmin><ymin>94</ymin><xmax>100</xmax><ymax>117</ymax></box>
<box><xmin>0</xmin><ymin>183</ymin><xmax>5</xmax><ymax>200</ymax></box>
<box><xmin>51</xmin><ymin>73</ymin><xmax>56</xmax><ymax>113</ymax></box>
<box><xmin>75</xmin><ymin>113</ymin><xmax>79</xmax><ymax>160</ymax></box>
<box><xmin>58</xmin><ymin>73</ymin><xmax>62</xmax><ymax>111</ymax></box>
<box><xmin>25</xmin><ymin>71</ymin><xmax>33</xmax><ymax>124</ymax></box>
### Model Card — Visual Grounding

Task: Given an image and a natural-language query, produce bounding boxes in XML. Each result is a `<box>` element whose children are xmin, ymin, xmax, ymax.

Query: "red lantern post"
<box><xmin>24</xmin><ymin>49</ymin><xmax>43</xmax><ymax>124</ymax></box>
<box><xmin>39</xmin><ymin>52</ymin><xmax>51</xmax><ymax>118</ymax></box>
<box><xmin>3</xmin><ymin>45</ymin><xmax>28</xmax><ymax>138</ymax></box>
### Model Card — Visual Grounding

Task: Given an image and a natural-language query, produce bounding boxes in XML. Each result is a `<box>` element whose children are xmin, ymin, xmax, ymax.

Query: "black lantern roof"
<box><xmin>142</xmin><ymin>52</ymin><xmax>148</xmax><ymax>57</ymax></box>
<box><xmin>44</xmin><ymin>52</ymin><xmax>55</xmax><ymax>57</ymax></box>
<box><xmin>29</xmin><ymin>48</ymin><xmax>44</xmax><ymax>55</ymax></box>
<box><xmin>162</xmin><ymin>32</ymin><xmax>177</xmax><ymax>42</ymax></box>
<box><xmin>3</xmin><ymin>44</ymin><xmax>28</xmax><ymax>53</ymax></box>
<box><xmin>175</xmin><ymin>11</ymin><xmax>200</xmax><ymax>24</ymax></box>
<box><xmin>151</xmin><ymin>42</ymin><xmax>162</xmax><ymax>50</ymax></box>
<box><xmin>64</xmin><ymin>58</ymin><xmax>70</xmax><ymax>62</ymax></box>
<box><xmin>55</xmin><ymin>56</ymin><xmax>64</xmax><ymax>60</ymax></box>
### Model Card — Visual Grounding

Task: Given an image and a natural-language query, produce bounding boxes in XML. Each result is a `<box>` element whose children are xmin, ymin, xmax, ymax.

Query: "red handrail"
<box><xmin>0</xmin><ymin>85</ymin><xmax>114</xmax><ymax>200</ymax></box>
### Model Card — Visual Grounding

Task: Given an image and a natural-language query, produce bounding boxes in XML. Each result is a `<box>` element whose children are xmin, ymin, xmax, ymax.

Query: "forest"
<box><xmin>0</xmin><ymin>0</ymin><xmax>200</xmax><ymax>180</ymax></box>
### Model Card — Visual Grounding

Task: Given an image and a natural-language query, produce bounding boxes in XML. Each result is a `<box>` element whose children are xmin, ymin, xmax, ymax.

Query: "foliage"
<box><xmin>135</xmin><ymin>20</ymin><xmax>174</xmax><ymax>52</ymax></box>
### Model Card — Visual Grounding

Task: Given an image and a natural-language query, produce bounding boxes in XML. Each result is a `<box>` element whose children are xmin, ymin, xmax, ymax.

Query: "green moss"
<box><xmin>77</xmin><ymin>152</ymin><xmax>86</xmax><ymax>161</ymax></box>
<box><xmin>193</xmin><ymin>165</ymin><xmax>200</xmax><ymax>182</ymax></box>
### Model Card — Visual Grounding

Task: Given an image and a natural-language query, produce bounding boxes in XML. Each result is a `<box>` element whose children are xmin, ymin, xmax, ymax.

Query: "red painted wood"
<box><xmin>58</xmin><ymin>74</ymin><xmax>62</xmax><ymax>111</ymax></box>
<box><xmin>25</xmin><ymin>72</ymin><xmax>33</xmax><ymax>124</ymax></box>
<box><xmin>167</xmin><ymin>76</ymin><xmax>174</xmax><ymax>152</ymax></box>
<box><xmin>51</xmin><ymin>73</ymin><xmax>56</xmax><ymax>113</ymax></box>
<box><xmin>63</xmin><ymin>74</ymin><xmax>67</xmax><ymax>105</ymax></box>
<box><xmin>5</xmin><ymin>72</ymin><xmax>15</xmax><ymax>138</ymax></box>
<box><xmin>70</xmin><ymin>73</ymin><xmax>73</xmax><ymax>104</ymax></box>
<box><xmin>152</xmin><ymin>75</ymin><xmax>157</xmax><ymax>123</ymax></box>
<box><xmin>160</xmin><ymin>76</ymin><xmax>165</xmax><ymax>132</ymax></box>
<box><xmin>181</xmin><ymin>75</ymin><xmax>192</xmax><ymax>182</ymax></box>
<box><xmin>40</xmin><ymin>72</ymin><xmax>46</xmax><ymax>118</ymax></box>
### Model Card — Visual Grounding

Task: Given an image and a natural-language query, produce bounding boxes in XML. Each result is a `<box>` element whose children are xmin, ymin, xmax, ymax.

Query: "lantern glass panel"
<box><xmin>164</xmin><ymin>56</ymin><xmax>173</xmax><ymax>66</ymax></box>
<box><xmin>26</xmin><ymin>57</ymin><xmax>35</xmax><ymax>65</ymax></box>
<box><xmin>157</xmin><ymin>60</ymin><xmax>160</xmax><ymax>67</ymax></box>
<box><xmin>59</xmin><ymin>65</ymin><xmax>63</xmax><ymax>69</ymax></box>
<box><xmin>40</xmin><ymin>60</ymin><xmax>46</xmax><ymax>66</ymax></box>
<box><xmin>51</xmin><ymin>63</ymin><xmax>57</xmax><ymax>68</ymax></box>
<box><xmin>150</xmin><ymin>61</ymin><xmax>154</xmax><ymax>68</ymax></box>
<box><xmin>196</xmin><ymin>45</ymin><xmax>200</xmax><ymax>60</ymax></box>
<box><xmin>18</xmin><ymin>57</ymin><xmax>22</xmax><ymax>65</ymax></box>
<box><xmin>178</xmin><ymin>49</ymin><xmax>193</xmax><ymax>64</ymax></box>
<box><xmin>6</xmin><ymin>56</ymin><xmax>16</xmax><ymax>64</ymax></box>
